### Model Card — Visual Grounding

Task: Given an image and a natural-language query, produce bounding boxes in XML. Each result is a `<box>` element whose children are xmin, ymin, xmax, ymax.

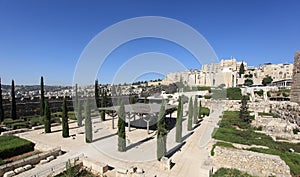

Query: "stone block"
<box><xmin>14</xmin><ymin>167</ymin><xmax>25</xmax><ymax>174</ymax></box>
<box><xmin>136</xmin><ymin>168</ymin><xmax>144</xmax><ymax>174</ymax></box>
<box><xmin>3</xmin><ymin>171</ymin><xmax>15</xmax><ymax>177</ymax></box>
<box><xmin>46</xmin><ymin>155</ymin><xmax>55</xmax><ymax>161</ymax></box>
<box><xmin>23</xmin><ymin>164</ymin><xmax>32</xmax><ymax>170</ymax></box>
<box><xmin>116</xmin><ymin>167</ymin><xmax>128</xmax><ymax>174</ymax></box>
<box><xmin>40</xmin><ymin>159</ymin><xmax>48</xmax><ymax>164</ymax></box>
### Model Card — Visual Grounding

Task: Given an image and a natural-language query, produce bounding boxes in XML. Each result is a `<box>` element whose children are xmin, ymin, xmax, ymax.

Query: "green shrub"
<box><xmin>199</xmin><ymin>107</ymin><xmax>210</xmax><ymax>118</ymax></box>
<box><xmin>204</xmin><ymin>95</ymin><xmax>211</xmax><ymax>99</ymax></box>
<box><xmin>293</xmin><ymin>128</ymin><xmax>299</xmax><ymax>135</ymax></box>
<box><xmin>11</xmin><ymin>122</ymin><xmax>28</xmax><ymax>129</ymax></box>
<box><xmin>0</xmin><ymin>135</ymin><xmax>35</xmax><ymax>159</ymax></box>
<box><xmin>226</xmin><ymin>88</ymin><xmax>242</xmax><ymax>100</ymax></box>
<box><xmin>197</xmin><ymin>86</ymin><xmax>211</xmax><ymax>92</ymax></box>
<box><xmin>211</xmin><ymin>89</ymin><xmax>226</xmax><ymax>100</ymax></box>
<box><xmin>211</xmin><ymin>141</ymin><xmax>235</xmax><ymax>156</ymax></box>
<box><xmin>211</xmin><ymin>168</ymin><xmax>255</xmax><ymax>177</ymax></box>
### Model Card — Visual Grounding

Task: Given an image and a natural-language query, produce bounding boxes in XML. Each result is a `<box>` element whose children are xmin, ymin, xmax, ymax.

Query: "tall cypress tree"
<box><xmin>77</xmin><ymin>99</ymin><xmax>83</xmax><ymax>127</ymax></box>
<box><xmin>100</xmin><ymin>87</ymin><xmax>106</xmax><ymax>121</ymax></box>
<box><xmin>157</xmin><ymin>100</ymin><xmax>167</xmax><ymax>160</ymax></box>
<box><xmin>239</xmin><ymin>62</ymin><xmax>245</xmax><ymax>78</ymax></box>
<box><xmin>176</xmin><ymin>97</ymin><xmax>183</xmax><ymax>143</ymax></box>
<box><xmin>62</xmin><ymin>98</ymin><xmax>69</xmax><ymax>138</ymax></box>
<box><xmin>239</xmin><ymin>95</ymin><xmax>251</xmax><ymax>123</ymax></box>
<box><xmin>44</xmin><ymin>101</ymin><xmax>51</xmax><ymax>133</ymax></box>
<box><xmin>187</xmin><ymin>97</ymin><xmax>193</xmax><ymax>131</ymax></box>
<box><xmin>40</xmin><ymin>76</ymin><xmax>45</xmax><ymax>116</ymax></box>
<box><xmin>85</xmin><ymin>99</ymin><xmax>92</xmax><ymax>143</ymax></box>
<box><xmin>0</xmin><ymin>78</ymin><xmax>4</xmax><ymax>122</ymax></box>
<box><xmin>11</xmin><ymin>80</ymin><xmax>17</xmax><ymax>120</ymax></box>
<box><xmin>117</xmin><ymin>101</ymin><xmax>126</xmax><ymax>152</ymax></box>
<box><xmin>193</xmin><ymin>97</ymin><xmax>198</xmax><ymax>124</ymax></box>
<box><xmin>95</xmin><ymin>80</ymin><xmax>100</xmax><ymax>108</ymax></box>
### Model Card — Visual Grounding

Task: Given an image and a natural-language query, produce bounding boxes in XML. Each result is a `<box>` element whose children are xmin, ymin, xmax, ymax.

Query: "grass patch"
<box><xmin>211</xmin><ymin>141</ymin><xmax>235</xmax><ymax>156</ymax></box>
<box><xmin>211</xmin><ymin>167</ymin><xmax>256</xmax><ymax>177</ymax></box>
<box><xmin>0</xmin><ymin>135</ymin><xmax>35</xmax><ymax>159</ymax></box>
<box><xmin>258</xmin><ymin>112</ymin><xmax>279</xmax><ymax>118</ymax></box>
<box><xmin>213</xmin><ymin>111</ymin><xmax>300</xmax><ymax>176</ymax></box>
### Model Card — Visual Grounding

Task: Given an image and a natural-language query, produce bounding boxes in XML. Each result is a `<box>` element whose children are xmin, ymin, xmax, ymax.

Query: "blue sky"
<box><xmin>0</xmin><ymin>0</ymin><xmax>299</xmax><ymax>85</ymax></box>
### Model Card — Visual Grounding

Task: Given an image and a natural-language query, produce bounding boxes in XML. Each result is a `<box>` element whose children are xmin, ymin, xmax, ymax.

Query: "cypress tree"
<box><xmin>198</xmin><ymin>100</ymin><xmax>202</xmax><ymax>119</ymax></box>
<box><xmin>187</xmin><ymin>97</ymin><xmax>193</xmax><ymax>131</ymax></box>
<box><xmin>95</xmin><ymin>80</ymin><xmax>100</xmax><ymax>108</ymax></box>
<box><xmin>44</xmin><ymin>101</ymin><xmax>51</xmax><ymax>133</ymax></box>
<box><xmin>100</xmin><ymin>87</ymin><xmax>106</xmax><ymax>121</ymax></box>
<box><xmin>193</xmin><ymin>97</ymin><xmax>198</xmax><ymax>124</ymax></box>
<box><xmin>85</xmin><ymin>99</ymin><xmax>93</xmax><ymax>143</ymax></box>
<box><xmin>239</xmin><ymin>62</ymin><xmax>245</xmax><ymax>77</ymax></box>
<box><xmin>157</xmin><ymin>100</ymin><xmax>167</xmax><ymax>160</ymax></box>
<box><xmin>176</xmin><ymin>97</ymin><xmax>183</xmax><ymax>143</ymax></box>
<box><xmin>117</xmin><ymin>101</ymin><xmax>126</xmax><ymax>152</ymax></box>
<box><xmin>77</xmin><ymin>99</ymin><xmax>83</xmax><ymax>127</ymax></box>
<box><xmin>11</xmin><ymin>80</ymin><xmax>17</xmax><ymax>120</ymax></box>
<box><xmin>40</xmin><ymin>76</ymin><xmax>45</xmax><ymax>116</ymax></box>
<box><xmin>74</xmin><ymin>84</ymin><xmax>78</xmax><ymax>116</ymax></box>
<box><xmin>239</xmin><ymin>95</ymin><xmax>251</xmax><ymax>123</ymax></box>
<box><xmin>0</xmin><ymin>78</ymin><xmax>4</xmax><ymax>122</ymax></box>
<box><xmin>62</xmin><ymin>98</ymin><xmax>69</xmax><ymax>138</ymax></box>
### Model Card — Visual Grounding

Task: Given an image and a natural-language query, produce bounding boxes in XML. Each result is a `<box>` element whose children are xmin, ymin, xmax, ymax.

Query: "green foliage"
<box><xmin>199</xmin><ymin>107</ymin><xmax>210</xmax><ymax>118</ymax></box>
<box><xmin>157</xmin><ymin>101</ymin><xmax>167</xmax><ymax>160</ymax></box>
<box><xmin>193</xmin><ymin>98</ymin><xmax>198</xmax><ymax>124</ymax></box>
<box><xmin>0</xmin><ymin>135</ymin><xmax>35</xmax><ymax>159</ymax></box>
<box><xmin>129</xmin><ymin>95</ymin><xmax>135</xmax><ymax>104</ymax></box>
<box><xmin>204</xmin><ymin>95</ymin><xmax>211</xmax><ymax>99</ymax></box>
<box><xmin>100</xmin><ymin>87</ymin><xmax>107</xmax><ymax>121</ymax></box>
<box><xmin>293</xmin><ymin>128</ymin><xmax>299</xmax><ymax>135</ymax></box>
<box><xmin>267</xmin><ymin>91</ymin><xmax>271</xmax><ymax>97</ymax></box>
<box><xmin>211</xmin><ymin>89</ymin><xmax>226</xmax><ymax>100</ymax></box>
<box><xmin>176</xmin><ymin>97</ymin><xmax>183</xmax><ymax>143</ymax></box>
<box><xmin>239</xmin><ymin>62</ymin><xmax>245</xmax><ymax>77</ymax></box>
<box><xmin>197</xmin><ymin>86</ymin><xmax>211</xmax><ymax>92</ymax></box>
<box><xmin>211</xmin><ymin>141</ymin><xmax>235</xmax><ymax>156</ymax></box>
<box><xmin>0</xmin><ymin>78</ymin><xmax>4</xmax><ymax>122</ymax></box>
<box><xmin>85</xmin><ymin>99</ymin><xmax>92</xmax><ymax>143</ymax></box>
<box><xmin>95</xmin><ymin>80</ymin><xmax>100</xmax><ymax>108</ymax></box>
<box><xmin>63</xmin><ymin>159</ymin><xmax>80</xmax><ymax>177</ymax></box>
<box><xmin>254</xmin><ymin>89</ymin><xmax>264</xmax><ymax>97</ymax></box>
<box><xmin>283</xmin><ymin>92</ymin><xmax>290</xmax><ymax>97</ymax></box>
<box><xmin>44</xmin><ymin>101</ymin><xmax>51</xmax><ymax>133</ymax></box>
<box><xmin>244</xmin><ymin>79</ymin><xmax>253</xmax><ymax>86</ymax></box>
<box><xmin>117</xmin><ymin>101</ymin><xmax>126</xmax><ymax>152</ymax></box>
<box><xmin>258</xmin><ymin>112</ymin><xmax>279</xmax><ymax>118</ymax></box>
<box><xmin>226</xmin><ymin>88</ymin><xmax>242</xmax><ymax>100</ymax></box>
<box><xmin>187</xmin><ymin>97</ymin><xmax>193</xmax><ymax>131</ymax></box>
<box><xmin>239</xmin><ymin>95</ymin><xmax>251</xmax><ymax>123</ymax></box>
<box><xmin>77</xmin><ymin>100</ymin><xmax>83</xmax><ymax>127</ymax></box>
<box><xmin>62</xmin><ymin>98</ymin><xmax>69</xmax><ymax>138</ymax></box>
<box><xmin>11</xmin><ymin>80</ymin><xmax>17</xmax><ymax>120</ymax></box>
<box><xmin>211</xmin><ymin>167</ymin><xmax>255</xmax><ymax>177</ymax></box>
<box><xmin>262</xmin><ymin>75</ymin><xmax>273</xmax><ymax>86</ymax></box>
<box><xmin>40</xmin><ymin>76</ymin><xmax>45</xmax><ymax>117</ymax></box>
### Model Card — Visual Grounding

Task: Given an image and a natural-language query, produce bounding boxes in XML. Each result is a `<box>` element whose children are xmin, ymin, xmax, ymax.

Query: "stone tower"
<box><xmin>290</xmin><ymin>51</ymin><xmax>300</xmax><ymax>104</ymax></box>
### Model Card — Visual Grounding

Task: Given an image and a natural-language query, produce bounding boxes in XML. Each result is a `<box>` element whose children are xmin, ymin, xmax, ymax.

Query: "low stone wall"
<box><xmin>0</xmin><ymin>147</ymin><xmax>61</xmax><ymax>176</ymax></box>
<box><xmin>213</xmin><ymin>146</ymin><xmax>291</xmax><ymax>177</ymax></box>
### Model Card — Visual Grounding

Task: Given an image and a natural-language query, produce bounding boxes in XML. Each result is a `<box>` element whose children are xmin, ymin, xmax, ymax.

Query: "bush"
<box><xmin>199</xmin><ymin>107</ymin><xmax>210</xmax><ymax>118</ymax></box>
<box><xmin>293</xmin><ymin>128</ymin><xmax>299</xmax><ymax>135</ymax></box>
<box><xmin>0</xmin><ymin>135</ymin><xmax>35</xmax><ymax>159</ymax></box>
<box><xmin>11</xmin><ymin>122</ymin><xmax>28</xmax><ymax>129</ymax></box>
<box><xmin>211</xmin><ymin>168</ymin><xmax>254</xmax><ymax>177</ymax></box>
<box><xmin>204</xmin><ymin>95</ymin><xmax>211</xmax><ymax>99</ymax></box>
<box><xmin>197</xmin><ymin>86</ymin><xmax>211</xmax><ymax>92</ymax></box>
<box><xmin>254</xmin><ymin>89</ymin><xmax>264</xmax><ymax>97</ymax></box>
<box><xmin>226</xmin><ymin>88</ymin><xmax>242</xmax><ymax>100</ymax></box>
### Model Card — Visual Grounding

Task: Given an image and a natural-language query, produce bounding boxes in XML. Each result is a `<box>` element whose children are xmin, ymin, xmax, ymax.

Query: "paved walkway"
<box><xmin>16</xmin><ymin>102</ymin><xmax>223</xmax><ymax>177</ymax></box>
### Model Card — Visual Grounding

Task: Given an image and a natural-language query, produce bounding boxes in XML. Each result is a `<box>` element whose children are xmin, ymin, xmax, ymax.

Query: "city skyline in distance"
<box><xmin>0</xmin><ymin>0</ymin><xmax>299</xmax><ymax>85</ymax></box>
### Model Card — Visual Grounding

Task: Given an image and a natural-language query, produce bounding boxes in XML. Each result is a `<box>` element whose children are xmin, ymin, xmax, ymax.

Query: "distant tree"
<box><xmin>40</xmin><ymin>76</ymin><xmax>45</xmax><ymax>117</ymax></box>
<box><xmin>85</xmin><ymin>99</ymin><xmax>92</xmax><ymax>143</ymax></box>
<box><xmin>44</xmin><ymin>101</ymin><xmax>51</xmax><ymax>133</ymax></box>
<box><xmin>239</xmin><ymin>95</ymin><xmax>251</xmax><ymax>123</ymax></box>
<box><xmin>157</xmin><ymin>100</ymin><xmax>167</xmax><ymax>160</ymax></box>
<box><xmin>239</xmin><ymin>62</ymin><xmax>245</xmax><ymax>77</ymax></box>
<box><xmin>95</xmin><ymin>80</ymin><xmax>100</xmax><ymax>108</ymax></box>
<box><xmin>176</xmin><ymin>97</ymin><xmax>183</xmax><ymax>143</ymax></box>
<box><xmin>11</xmin><ymin>80</ymin><xmax>17</xmax><ymax>120</ymax></box>
<box><xmin>62</xmin><ymin>98</ymin><xmax>69</xmax><ymax>138</ymax></box>
<box><xmin>74</xmin><ymin>83</ymin><xmax>78</xmax><ymax>117</ymax></box>
<box><xmin>117</xmin><ymin>101</ymin><xmax>126</xmax><ymax>152</ymax></box>
<box><xmin>262</xmin><ymin>75</ymin><xmax>273</xmax><ymax>86</ymax></box>
<box><xmin>0</xmin><ymin>78</ymin><xmax>4</xmax><ymax>122</ymax></box>
<box><xmin>244</xmin><ymin>79</ymin><xmax>253</xmax><ymax>87</ymax></box>
<box><xmin>129</xmin><ymin>95</ymin><xmax>135</xmax><ymax>104</ymax></box>
<box><xmin>187</xmin><ymin>97</ymin><xmax>193</xmax><ymax>131</ymax></box>
<box><xmin>77</xmin><ymin>99</ymin><xmax>83</xmax><ymax>127</ymax></box>
<box><xmin>193</xmin><ymin>97</ymin><xmax>198</xmax><ymax>124</ymax></box>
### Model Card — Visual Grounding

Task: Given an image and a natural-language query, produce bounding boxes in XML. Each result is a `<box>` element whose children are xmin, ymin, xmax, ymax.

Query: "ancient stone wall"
<box><xmin>213</xmin><ymin>146</ymin><xmax>291</xmax><ymax>177</ymax></box>
<box><xmin>291</xmin><ymin>50</ymin><xmax>300</xmax><ymax>104</ymax></box>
